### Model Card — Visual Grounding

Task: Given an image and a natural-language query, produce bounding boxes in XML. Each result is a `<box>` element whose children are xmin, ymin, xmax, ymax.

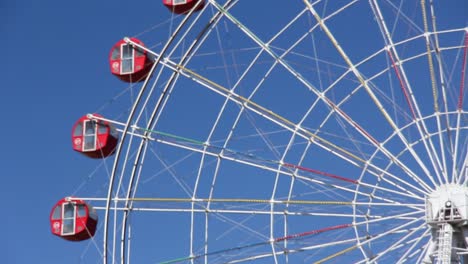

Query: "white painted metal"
<box><xmin>70</xmin><ymin>1</ymin><xmax>468</xmax><ymax>263</ymax></box>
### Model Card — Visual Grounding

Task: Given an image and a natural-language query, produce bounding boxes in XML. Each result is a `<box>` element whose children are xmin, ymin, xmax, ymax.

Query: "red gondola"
<box><xmin>109</xmin><ymin>38</ymin><xmax>154</xmax><ymax>83</ymax></box>
<box><xmin>163</xmin><ymin>0</ymin><xmax>205</xmax><ymax>14</ymax></box>
<box><xmin>50</xmin><ymin>198</ymin><xmax>98</xmax><ymax>242</ymax></box>
<box><xmin>72</xmin><ymin>114</ymin><xmax>118</xmax><ymax>159</ymax></box>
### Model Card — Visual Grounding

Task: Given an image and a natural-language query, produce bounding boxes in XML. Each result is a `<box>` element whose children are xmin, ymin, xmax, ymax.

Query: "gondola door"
<box><xmin>61</xmin><ymin>202</ymin><xmax>75</xmax><ymax>236</ymax></box>
<box><xmin>83</xmin><ymin>120</ymin><xmax>97</xmax><ymax>152</ymax></box>
<box><xmin>120</xmin><ymin>43</ymin><xmax>134</xmax><ymax>74</ymax></box>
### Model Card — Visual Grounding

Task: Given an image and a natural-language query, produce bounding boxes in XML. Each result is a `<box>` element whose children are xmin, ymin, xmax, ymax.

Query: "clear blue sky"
<box><xmin>4</xmin><ymin>1</ymin><xmax>168</xmax><ymax>262</ymax></box>
<box><xmin>3</xmin><ymin>1</ymin><xmax>467</xmax><ymax>263</ymax></box>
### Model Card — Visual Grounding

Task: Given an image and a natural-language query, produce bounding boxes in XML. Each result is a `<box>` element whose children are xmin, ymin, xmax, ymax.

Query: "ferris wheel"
<box><xmin>50</xmin><ymin>0</ymin><xmax>468</xmax><ymax>263</ymax></box>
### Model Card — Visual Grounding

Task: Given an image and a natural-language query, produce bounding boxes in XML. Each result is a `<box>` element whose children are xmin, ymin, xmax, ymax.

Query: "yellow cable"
<box><xmin>314</xmin><ymin>245</ymin><xmax>358</xmax><ymax>264</ymax></box>
<box><xmin>421</xmin><ymin>0</ymin><xmax>439</xmax><ymax>112</ymax></box>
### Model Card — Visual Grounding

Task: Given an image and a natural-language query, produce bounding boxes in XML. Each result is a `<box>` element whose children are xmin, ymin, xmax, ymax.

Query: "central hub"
<box><xmin>426</xmin><ymin>184</ymin><xmax>468</xmax><ymax>225</ymax></box>
<box><xmin>423</xmin><ymin>184</ymin><xmax>468</xmax><ymax>263</ymax></box>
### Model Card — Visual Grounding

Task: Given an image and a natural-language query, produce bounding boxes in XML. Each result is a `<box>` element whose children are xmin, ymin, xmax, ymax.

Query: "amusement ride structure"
<box><xmin>50</xmin><ymin>0</ymin><xmax>468</xmax><ymax>263</ymax></box>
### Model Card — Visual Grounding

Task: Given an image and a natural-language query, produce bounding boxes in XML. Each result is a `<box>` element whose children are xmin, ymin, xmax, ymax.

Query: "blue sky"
<box><xmin>4</xmin><ymin>1</ymin><xmax>468</xmax><ymax>263</ymax></box>
<box><xmin>3</xmin><ymin>1</ymin><xmax>164</xmax><ymax>262</ymax></box>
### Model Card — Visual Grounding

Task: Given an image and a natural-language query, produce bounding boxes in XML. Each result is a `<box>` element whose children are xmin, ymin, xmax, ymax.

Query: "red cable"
<box><xmin>283</xmin><ymin>163</ymin><xmax>358</xmax><ymax>184</ymax></box>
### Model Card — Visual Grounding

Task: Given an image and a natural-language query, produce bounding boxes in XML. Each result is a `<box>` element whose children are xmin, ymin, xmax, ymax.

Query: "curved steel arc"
<box><xmin>115</xmin><ymin>1</ymin><xmax>237</xmax><ymax>263</ymax></box>
<box><xmin>102</xmin><ymin>4</ymin><xmax>208</xmax><ymax>264</ymax></box>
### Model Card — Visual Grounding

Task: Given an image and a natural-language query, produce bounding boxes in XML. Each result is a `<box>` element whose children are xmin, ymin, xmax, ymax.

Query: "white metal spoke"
<box><xmin>396</xmin><ymin>228</ymin><xmax>431</xmax><ymax>263</ymax></box>
<box><xmin>361</xmin><ymin>223</ymin><xmax>427</xmax><ymax>263</ymax></box>
<box><xmin>378</xmin><ymin>0</ymin><xmax>447</xmax><ymax>185</ymax></box>
<box><xmin>211</xmin><ymin>0</ymin><xmax>435</xmax><ymax>194</ymax></box>
<box><xmin>307</xmin><ymin>1</ymin><xmax>439</xmax><ymax>194</ymax></box>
